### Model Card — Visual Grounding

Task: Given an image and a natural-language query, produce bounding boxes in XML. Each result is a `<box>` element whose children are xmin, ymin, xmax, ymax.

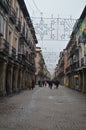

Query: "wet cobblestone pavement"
<box><xmin>0</xmin><ymin>85</ymin><xmax>86</xmax><ymax>130</ymax></box>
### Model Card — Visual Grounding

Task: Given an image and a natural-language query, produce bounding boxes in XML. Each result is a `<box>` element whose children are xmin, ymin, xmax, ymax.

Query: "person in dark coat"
<box><xmin>49</xmin><ymin>80</ymin><xmax>53</xmax><ymax>89</ymax></box>
<box><xmin>32</xmin><ymin>80</ymin><xmax>35</xmax><ymax>89</ymax></box>
<box><xmin>54</xmin><ymin>80</ymin><xmax>59</xmax><ymax>89</ymax></box>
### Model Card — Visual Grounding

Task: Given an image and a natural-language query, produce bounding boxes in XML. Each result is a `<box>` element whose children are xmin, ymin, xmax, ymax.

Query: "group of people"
<box><xmin>38</xmin><ymin>79</ymin><xmax>60</xmax><ymax>89</ymax></box>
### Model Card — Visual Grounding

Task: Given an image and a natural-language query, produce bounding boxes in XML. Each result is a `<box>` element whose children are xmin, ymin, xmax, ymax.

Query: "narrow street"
<box><xmin>0</xmin><ymin>86</ymin><xmax>86</xmax><ymax>130</ymax></box>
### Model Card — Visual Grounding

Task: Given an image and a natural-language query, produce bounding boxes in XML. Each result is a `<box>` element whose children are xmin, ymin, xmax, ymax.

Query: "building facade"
<box><xmin>0</xmin><ymin>0</ymin><xmax>37</xmax><ymax>96</ymax></box>
<box><xmin>35</xmin><ymin>47</ymin><xmax>50</xmax><ymax>84</ymax></box>
<box><xmin>54</xmin><ymin>6</ymin><xmax>86</xmax><ymax>92</ymax></box>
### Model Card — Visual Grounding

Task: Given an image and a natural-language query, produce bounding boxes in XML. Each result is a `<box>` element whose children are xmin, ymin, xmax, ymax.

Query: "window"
<box><xmin>20</xmin><ymin>15</ymin><xmax>23</xmax><ymax>25</ymax></box>
<box><xmin>0</xmin><ymin>14</ymin><xmax>4</xmax><ymax>36</ymax></box>
<box><xmin>3</xmin><ymin>21</ymin><xmax>6</xmax><ymax>39</ymax></box>
<box><xmin>8</xmin><ymin>30</ymin><xmax>12</xmax><ymax>45</ymax></box>
<box><xmin>8</xmin><ymin>29</ymin><xmax>13</xmax><ymax>54</ymax></box>
<box><xmin>73</xmin><ymin>55</ymin><xmax>76</xmax><ymax>62</ymax></box>
<box><xmin>9</xmin><ymin>0</ymin><xmax>14</xmax><ymax>7</ymax></box>
<box><xmin>16</xmin><ymin>7</ymin><xmax>19</xmax><ymax>18</ymax></box>
<box><xmin>26</xmin><ymin>28</ymin><xmax>28</xmax><ymax>39</ymax></box>
<box><xmin>84</xmin><ymin>43</ymin><xmax>86</xmax><ymax>55</ymax></box>
<box><xmin>14</xmin><ymin>37</ymin><xmax>18</xmax><ymax>56</ymax></box>
<box><xmin>23</xmin><ymin>22</ymin><xmax>25</xmax><ymax>35</ymax></box>
<box><xmin>16</xmin><ymin>7</ymin><xmax>18</xmax><ymax>17</ymax></box>
<box><xmin>14</xmin><ymin>37</ymin><xmax>18</xmax><ymax>49</ymax></box>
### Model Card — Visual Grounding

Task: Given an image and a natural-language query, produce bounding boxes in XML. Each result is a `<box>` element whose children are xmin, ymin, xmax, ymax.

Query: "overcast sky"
<box><xmin>24</xmin><ymin>0</ymin><xmax>86</xmax><ymax>74</ymax></box>
<box><xmin>25</xmin><ymin>0</ymin><xmax>86</xmax><ymax>18</ymax></box>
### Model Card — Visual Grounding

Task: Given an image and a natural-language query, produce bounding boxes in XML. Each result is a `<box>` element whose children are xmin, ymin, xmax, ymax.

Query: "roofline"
<box><xmin>66</xmin><ymin>6</ymin><xmax>86</xmax><ymax>50</ymax></box>
<box><xmin>17</xmin><ymin>0</ymin><xmax>38</xmax><ymax>44</ymax></box>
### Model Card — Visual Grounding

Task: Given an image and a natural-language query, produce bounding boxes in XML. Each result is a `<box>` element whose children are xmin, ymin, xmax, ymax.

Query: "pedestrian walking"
<box><xmin>54</xmin><ymin>80</ymin><xmax>59</xmax><ymax>89</ymax></box>
<box><xmin>49</xmin><ymin>80</ymin><xmax>53</xmax><ymax>89</ymax></box>
<box><xmin>32</xmin><ymin>80</ymin><xmax>35</xmax><ymax>90</ymax></box>
<box><xmin>29</xmin><ymin>79</ymin><xmax>32</xmax><ymax>90</ymax></box>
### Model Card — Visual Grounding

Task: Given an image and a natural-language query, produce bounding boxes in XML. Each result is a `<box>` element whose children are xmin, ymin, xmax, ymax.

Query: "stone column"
<box><xmin>82</xmin><ymin>69</ymin><xmax>86</xmax><ymax>93</ymax></box>
<box><xmin>23</xmin><ymin>70</ymin><xmax>26</xmax><ymax>89</ymax></box>
<box><xmin>0</xmin><ymin>61</ymin><xmax>7</xmax><ymax>96</ymax></box>
<box><xmin>17</xmin><ymin>69</ymin><xmax>21</xmax><ymax>91</ymax></box>
<box><xmin>6</xmin><ymin>64</ymin><xmax>13</xmax><ymax>95</ymax></box>
<box><xmin>79</xmin><ymin>72</ymin><xmax>82</xmax><ymax>91</ymax></box>
<box><xmin>19</xmin><ymin>69</ymin><xmax>23</xmax><ymax>90</ymax></box>
<box><xmin>27</xmin><ymin>72</ymin><xmax>29</xmax><ymax>88</ymax></box>
<box><xmin>25</xmin><ymin>70</ymin><xmax>28</xmax><ymax>88</ymax></box>
<box><xmin>84</xmin><ymin>70</ymin><xmax>86</xmax><ymax>92</ymax></box>
<box><xmin>20</xmin><ymin>69</ymin><xmax>23</xmax><ymax>90</ymax></box>
<box><xmin>22</xmin><ymin>69</ymin><xmax>25</xmax><ymax>89</ymax></box>
<box><xmin>12</xmin><ymin>66</ymin><xmax>19</xmax><ymax>93</ymax></box>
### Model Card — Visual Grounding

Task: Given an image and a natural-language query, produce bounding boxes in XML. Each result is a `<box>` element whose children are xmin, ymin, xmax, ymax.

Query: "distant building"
<box><xmin>35</xmin><ymin>47</ymin><xmax>51</xmax><ymax>84</ymax></box>
<box><xmin>53</xmin><ymin>50</ymin><xmax>66</xmax><ymax>85</ymax></box>
<box><xmin>35</xmin><ymin>47</ymin><xmax>41</xmax><ymax>84</ymax></box>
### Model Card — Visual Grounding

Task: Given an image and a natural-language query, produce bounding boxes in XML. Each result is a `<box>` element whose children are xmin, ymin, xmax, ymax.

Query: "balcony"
<box><xmin>31</xmin><ymin>46</ymin><xmax>35</xmax><ymax>51</ymax></box>
<box><xmin>29</xmin><ymin>63</ymin><xmax>35</xmax><ymax>72</ymax></box>
<box><xmin>75</xmin><ymin>60</ymin><xmax>79</xmax><ymax>68</ymax></box>
<box><xmin>0</xmin><ymin>14</ymin><xmax>4</xmax><ymax>36</ymax></box>
<box><xmin>66</xmin><ymin>66</ymin><xmax>71</xmax><ymax>73</ymax></box>
<box><xmin>0</xmin><ymin>38</ymin><xmax>9</xmax><ymax>56</ymax></box>
<box><xmin>12</xmin><ymin>47</ymin><xmax>16</xmax><ymax>59</ymax></box>
<box><xmin>22</xmin><ymin>53</ymin><xmax>26</xmax><ymax>60</ymax></box>
<box><xmin>15</xmin><ymin>18</ymin><xmax>21</xmax><ymax>31</ymax></box>
<box><xmin>71</xmin><ymin>60</ymin><xmax>79</xmax><ymax>71</ymax></box>
<box><xmin>58</xmin><ymin>71</ymin><xmax>64</xmax><ymax>77</ymax></box>
<box><xmin>26</xmin><ymin>51</ymin><xmax>29</xmax><ymax>61</ymax></box>
<box><xmin>81</xmin><ymin>57</ymin><xmax>84</xmax><ymax>67</ymax></box>
<box><xmin>9</xmin><ymin>46</ymin><xmax>16</xmax><ymax>60</ymax></box>
<box><xmin>0</xmin><ymin>0</ymin><xmax>9</xmax><ymax>13</ymax></box>
<box><xmin>20</xmin><ymin>26</ymin><xmax>25</xmax><ymax>38</ymax></box>
<box><xmin>26</xmin><ymin>32</ymin><xmax>28</xmax><ymax>40</ymax></box>
<box><xmin>17</xmin><ymin>53</ymin><xmax>27</xmax><ymax>65</ymax></box>
<box><xmin>9</xmin><ymin>6</ymin><xmax>16</xmax><ymax>24</ymax></box>
<box><xmin>69</xmin><ymin>47</ymin><xmax>79</xmax><ymax>59</ymax></box>
<box><xmin>78</xmin><ymin>32</ymin><xmax>86</xmax><ymax>43</ymax></box>
<box><xmin>17</xmin><ymin>54</ymin><xmax>22</xmax><ymax>63</ymax></box>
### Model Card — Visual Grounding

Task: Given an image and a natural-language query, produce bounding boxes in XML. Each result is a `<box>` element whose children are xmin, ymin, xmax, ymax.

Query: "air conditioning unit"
<box><xmin>0</xmin><ymin>14</ymin><xmax>4</xmax><ymax>36</ymax></box>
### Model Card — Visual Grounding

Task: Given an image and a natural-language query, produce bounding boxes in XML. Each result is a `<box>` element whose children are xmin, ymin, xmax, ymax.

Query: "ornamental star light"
<box><xmin>32</xmin><ymin>15</ymin><xmax>76</xmax><ymax>41</ymax></box>
<box><xmin>34</xmin><ymin>14</ymin><xmax>50</xmax><ymax>40</ymax></box>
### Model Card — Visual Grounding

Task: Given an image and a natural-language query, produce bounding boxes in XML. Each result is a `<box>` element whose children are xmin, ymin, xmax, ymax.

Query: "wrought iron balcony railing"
<box><xmin>81</xmin><ymin>57</ymin><xmax>84</xmax><ymax>67</ymax></box>
<box><xmin>30</xmin><ymin>63</ymin><xmax>35</xmax><ymax>72</ymax></box>
<box><xmin>0</xmin><ymin>13</ymin><xmax>4</xmax><ymax>36</ymax></box>
<box><xmin>0</xmin><ymin>0</ymin><xmax>9</xmax><ymax>13</ymax></box>
<box><xmin>15</xmin><ymin>18</ymin><xmax>21</xmax><ymax>31</ymax></box>
<box><xmin>58</xmin><ymin>71</ymin><xmax>64</xmax><ymax>77</ymax></box>
<box><xmin>9</xmin><ymin>6</ymin><xmax>16</xmax><ymax>24</ymax></box>
<box><xmin>20</xmin><ymin>26</ymin><xmax>25</xmax><ymax>38</ymax></box>
<box><xmin>17</xmin><ymin>53</ymin><xmax>27</xmax><ymax>65</ymax></box>
<box><xmin>12</xmin><ymin>47</ymin><xmax>16</xmax><ymax>59</ymax></box>
<box><xmin>66</xmin><ymin>66</ymin><xmax>71</xmax><ymax>73</ymax></box>
<box><xmin>0</xmin><ymin>38</ymin><xmax>9</xmax><ymax>56</ymax></box>
<box><xmin>78</xmin><ymin>33</ymin><xmax>86</xmax><ymax>43</ymax></box>
<box><xmin>17</xmin><ymin>54</ymin><xmax>22</xmax><ymax>63</ymax></box>
<box><xmin>9</xmin><ymin>46</ymin><xmax>16</xmax><ymax>60</ymax></box>
<box><xmin>22</xmin><ymin>54</ymin><xmax>26</xmax><ymax>63</ymax></box>
<box><xmin>71</xmin><ymin>60</ymin><xmax>79</xmax><ymax>71</ymax></box>
<box><xmin>68</xmin><ymin>49</ymin><xmax>79</xmax><ymax>59</ymax></box>
<box><xmin>31</xmin><ymin>46</ymin><xmax>35</xmax><ymax>51</ymax></box>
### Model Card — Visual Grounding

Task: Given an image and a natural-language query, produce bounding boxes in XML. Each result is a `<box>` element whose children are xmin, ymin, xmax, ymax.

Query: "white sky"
<box><xmin>24</xmin><ymin>0</ymin><xmax>86</xmax><ymax>74</ymax></box>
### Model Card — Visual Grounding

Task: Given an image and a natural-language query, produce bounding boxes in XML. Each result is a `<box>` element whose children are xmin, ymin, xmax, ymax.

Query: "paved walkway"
<box><xmin>0</xmin><ymin>85</ymin><xmax>86</xmax><ymax>130</ymax></box>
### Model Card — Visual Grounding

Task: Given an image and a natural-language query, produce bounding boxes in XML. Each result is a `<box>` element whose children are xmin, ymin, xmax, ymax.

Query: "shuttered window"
<box><xmin>0</xmin><ymin>13</ymin><xmax>4</xmax><ymax>36</ymax></box>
